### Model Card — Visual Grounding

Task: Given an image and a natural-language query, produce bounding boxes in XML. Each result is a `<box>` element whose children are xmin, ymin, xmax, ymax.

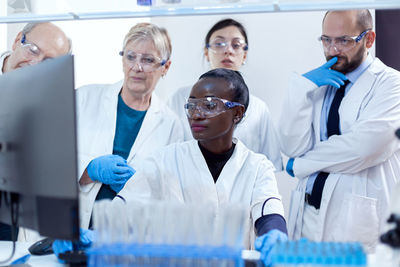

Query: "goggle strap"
<box><xmin>225</xmin><ymin>102</ymin><xmax>242</xmax><ymax>109</ymax></box>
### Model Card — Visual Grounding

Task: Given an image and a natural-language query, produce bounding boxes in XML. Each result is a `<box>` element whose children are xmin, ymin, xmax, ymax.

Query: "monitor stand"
<box><xmin>58</xmin><ymin>243</ymin><xmax>87</xmax><ymax>267</ymax></box>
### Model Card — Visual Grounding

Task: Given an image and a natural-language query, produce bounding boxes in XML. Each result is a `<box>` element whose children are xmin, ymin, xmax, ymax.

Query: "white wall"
<box><xmin>54</xmin><ymin>18</ymin><xmax>149</xmax><ymax>87</ymax></box>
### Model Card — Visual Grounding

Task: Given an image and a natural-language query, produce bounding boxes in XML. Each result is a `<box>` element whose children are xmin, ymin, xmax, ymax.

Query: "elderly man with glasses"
<box><xmin>1</xmin><ymin>22</ymin><xmax>71</xmax><ymax>74</ymax></box>
<box><xmin>0</xmin><ymin>22</ymin><xmax>71</xmax><ymax>241</ymax></box>
<box><xmin>279</xmin><ymin>9</ymin><xmax>400</xmax><ymax>252</ymax></box>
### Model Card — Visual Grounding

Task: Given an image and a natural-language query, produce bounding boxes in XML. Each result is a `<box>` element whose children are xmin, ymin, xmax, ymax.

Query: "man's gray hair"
<box><xmin>22</xmin><ymin>22</ymin><xmax>73</xmax><ymax>54</ymax></box>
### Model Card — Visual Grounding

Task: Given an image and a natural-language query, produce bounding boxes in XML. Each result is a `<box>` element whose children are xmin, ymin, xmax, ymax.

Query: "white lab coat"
<box><xmin>78</xmin><ymin>80</ymin><xmax>184</xmax><ymax>229</ymax></box>
<box><xmin>279</xmin><ymin>58</ymin><xmax>400</xmax><ymax>252</ymax></box>
<box><xmin>118</xmin><ymin>138</ymin><xmax>284</xmax><ymax>247</ymax></box>
<box><xmin>0</xmin><ymin>51</ymin><xmax>10</xmax><ymax>75</ymax></box>
<box><xmin>167</xmin><ymin>86</ymin><xmax>283</xmax><ymax>171</ymax></box>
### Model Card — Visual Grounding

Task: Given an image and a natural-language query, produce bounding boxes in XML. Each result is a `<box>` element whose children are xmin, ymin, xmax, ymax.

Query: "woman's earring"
<box><xmin>242</xmin><ymin>61</ymin><xmax>246</xmax><ymax>65</ymax></box>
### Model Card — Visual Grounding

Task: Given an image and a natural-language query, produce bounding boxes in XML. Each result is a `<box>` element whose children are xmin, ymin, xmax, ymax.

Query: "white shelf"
<box><xmin>1</xmin><ymin>0</ymin><xmax>400</xmax><ymax>23</ymax></box>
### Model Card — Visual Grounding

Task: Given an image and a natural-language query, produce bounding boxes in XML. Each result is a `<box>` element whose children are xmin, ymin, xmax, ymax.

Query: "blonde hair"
<box><xmin>122</xmin><ymin>23</ymin><xmax>172</xmax><ymax>60</ymax></box>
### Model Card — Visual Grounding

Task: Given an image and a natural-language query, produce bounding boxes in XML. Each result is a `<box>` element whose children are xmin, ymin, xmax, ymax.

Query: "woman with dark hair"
<box><xmin>167</xmin><ymin>18</ymin><xmax>283</xmax><ymax>171</ymax></box>
<box><xmin>120</xmin><ymin>68</ymin><xmax>288</xmax><ymax>266</ymax></box>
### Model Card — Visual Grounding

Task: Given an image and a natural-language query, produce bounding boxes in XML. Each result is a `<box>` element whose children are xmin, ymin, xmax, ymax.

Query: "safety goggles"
<box><xmin>119</xmin><ymin>50</ymin><xmax>167</xmax><ymax>72</ymax></box>
<box><xmin>206</xmin><ymin>38</ymin><xmax>248</xmax><ymax>54</ymax></box>
<box><xmin>318</xmin><ymin>29</ymin><xmax>371</xmax><ymax>53</ymax></box>
<box><xmin>184</xmin><ymin>97</ymin><xmax>243</xmax><ymax>119</ymax></box>
<box><xmin>20</xmin><ymin>33</ymin><xmax>42</xmax><ymax>60</ymax></box>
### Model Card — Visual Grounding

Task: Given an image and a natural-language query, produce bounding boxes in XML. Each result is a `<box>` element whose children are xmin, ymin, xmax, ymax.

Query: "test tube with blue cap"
<box><xmin>137</xmin><ymin>0</ymin><xmax>152</xmax><ymax>6</ymax></box>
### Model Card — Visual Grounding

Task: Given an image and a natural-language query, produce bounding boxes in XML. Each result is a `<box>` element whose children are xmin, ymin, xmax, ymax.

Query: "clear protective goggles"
<box><xmin>318</xmin><ymin>29</ymin><xmax>370</xmax><ymax>53</ymax></box>
<box><xmin>20</xmin><ymin>33</ymin><xmax>43</xmax><ymax>61</ymax></box>
<box><xmin>206</xmin><ymin>37</ymin><xmax>248</xmax><ymax>54</ymax></box>
<box><xmin>184</xmin><ymin>97</ymin><xmax>243</xmax><ymax>119</ymax></box>
<box><xmin>119</xmin><ymin>50</ymin><xmax>167</xmax><ymax>72</ymax></box>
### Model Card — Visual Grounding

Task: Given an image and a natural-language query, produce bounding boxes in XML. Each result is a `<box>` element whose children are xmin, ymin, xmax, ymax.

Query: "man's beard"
<box><xmin>326</xmin><ymin>46</ymin><xmax>366</xmax><ymax>74</ymax></box>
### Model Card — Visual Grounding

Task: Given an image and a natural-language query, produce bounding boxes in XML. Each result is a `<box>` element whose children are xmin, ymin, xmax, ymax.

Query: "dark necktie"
<box><xmin>308</xmin><ymin>80</ymin><xmax>350</xmax><ymax>209</ymax></box>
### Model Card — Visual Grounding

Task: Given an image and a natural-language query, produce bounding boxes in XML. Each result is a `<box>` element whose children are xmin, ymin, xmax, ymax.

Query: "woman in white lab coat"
<box><xmin>77</xmin><ymin>23</ymin><xmax>184</xmax><ymax>229</ymax></box>
<box><xmin>166</xmin><ymin>18</ymin><xmax>283</xmax><ymax>171</ymax></box>
<box><xmin>119</xmin><ymin>68</ymin><xmax>287</xmax><ymax>266</ymax></box>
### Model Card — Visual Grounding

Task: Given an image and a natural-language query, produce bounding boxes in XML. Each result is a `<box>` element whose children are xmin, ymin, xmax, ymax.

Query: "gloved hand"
<box><xmin>286</xmin><ymin>158</ymin><xmax>295</xmax><ymax>177</ymax></box>
<box><xmin>110</xmin><ymin>181</ymin><xmax>129</xmax><ymax>193</ymax></box>
<box><xmin>303</xmin><ymin>57</ymin><xmax>348</xmax><ymax>88</ymax></box>
<box><xmin>255</xmin><ymin>229</ymin><xmax>288</xmax><ymax>267</ymax></box>
<box><xmin>87</xmin><ymin>154</ymin><xmax>135</xmax><ymax>192</ymax></box>
<box><xmin>52</xmin><ymin>228</ymin><xmax>95</xmax><ymax>263</ymax></box>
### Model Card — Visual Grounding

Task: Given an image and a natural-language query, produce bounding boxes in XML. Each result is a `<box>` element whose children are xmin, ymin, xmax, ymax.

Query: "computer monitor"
<box><xmin>0</xmin><ymin>55</ymin><xmax>79</xmax><ymax>240</ymax></box>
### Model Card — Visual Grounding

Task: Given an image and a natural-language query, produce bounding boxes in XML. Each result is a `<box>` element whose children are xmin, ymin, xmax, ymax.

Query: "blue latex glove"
<box><xmin>286</xmin><ymin>158</ymin><xmax>295</xmax><ymax>177</ymax></box>
<box><xmin>52</xmin><ymin>228</ymin><xmax>95</xmax><ymax>263</ymax></box>
<box><xmin>87</xmin><ymin>154</ymin><xmax>135</xmax><ymax>192</ymax></box>
<box><xmin>109</xmin><ymin>181</ymin><xmax>128</xmax><ymax>193</ymax></box>
<box><xmin>10</xmin><ymin>254</ymin><xmax>31</xmax><ymax>264</ymax></box>
<box><xmin>255</xmin><ymin>229</ymin><xmax>288</xmax><ymax>267</ymax></box>
<box><xmin>303</xmin><ymin>57</ymin><xmax>348</xmax><ymax>88</ymax></box>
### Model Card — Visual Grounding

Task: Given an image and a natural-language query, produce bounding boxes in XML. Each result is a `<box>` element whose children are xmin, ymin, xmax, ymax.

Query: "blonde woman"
<box><xmin>77</xmin><ymin>23</ymin><xmax>183</xmax><ymax>229</ymax></box>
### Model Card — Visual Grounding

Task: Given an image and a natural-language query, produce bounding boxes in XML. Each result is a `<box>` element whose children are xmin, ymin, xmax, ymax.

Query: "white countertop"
<box><xmin>0</xmin><ymin>241</ymin><xmax>64</xmax><ymax>267</ymax></box>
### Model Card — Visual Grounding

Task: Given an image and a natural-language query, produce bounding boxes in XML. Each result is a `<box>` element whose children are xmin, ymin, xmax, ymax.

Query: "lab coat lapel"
<box><xmin>316</xmin><ymin>173</ymin><xmax>339</xmax><ymax>240</ymax></box>
<box><xmin>93</xmin><ymin>81</ymin><xmax>121</xmax><ymax>154</ymax></box>
<box><xmin>313</xmin><ymin>87</ymin><xmax>327</xmax><ymax>143</ymax></box>
<box><xmin>190</xmin><ymin>141</ymin><xmax>220</xmax><ymax>205</ymax></box>
<box><xmin>127</xmin><ymin>93</ymin><xmax>162</xmax><ymax>162</ymax></box>
<box><xmin>289</xmin><ymin>179</ymin><xmax>307</xmax><ymax>239</ymax></box>
<box><xmin>310</xmin><ymin>85</ymin><xmax>339</xmax><ymax>240</ymax></box>
<box><xmin>215</xmin><ymin>139</ymin><xmax>248</xmax><ymax>204</ymax></box>
<box><xmin>339</xmin><ymin>60</ymin><xmax>379</xmax><ymax>132</ymax></box>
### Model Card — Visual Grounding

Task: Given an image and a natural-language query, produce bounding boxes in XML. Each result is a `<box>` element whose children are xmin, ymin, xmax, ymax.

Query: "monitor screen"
<box><xmin>0</xmin><ymin>55</ymin><xmax>79</xmax><ymax>240</ymax></box>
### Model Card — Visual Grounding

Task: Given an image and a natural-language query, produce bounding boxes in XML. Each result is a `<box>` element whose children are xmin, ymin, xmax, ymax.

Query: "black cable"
<box><xmin>3</xmin><ymin>190</ymin><xmax>10</xmax><ymax>206</ymax></box>
<box><xmin>0</xmin><ymin>192</ymin><xmax>19</xmax><ymax>264</ymax></box>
